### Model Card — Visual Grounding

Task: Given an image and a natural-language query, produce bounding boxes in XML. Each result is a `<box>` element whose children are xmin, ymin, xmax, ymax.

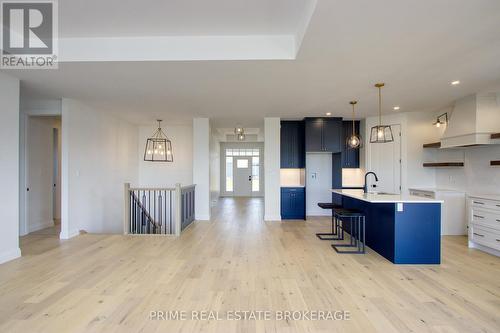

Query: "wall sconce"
<box><xmin>433</xmin><ymin>113</ymin><xmax>448</xmax><ymax>128</ymax></box>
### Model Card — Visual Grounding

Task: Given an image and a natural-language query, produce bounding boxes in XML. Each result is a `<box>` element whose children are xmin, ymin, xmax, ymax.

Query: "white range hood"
<box><xmin>441</xmin><ymin>92</ymin><xmax>500</xmax><ymax>148</ymax></box>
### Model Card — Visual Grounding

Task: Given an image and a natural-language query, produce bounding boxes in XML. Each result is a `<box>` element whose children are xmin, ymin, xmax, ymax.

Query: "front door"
<box><xmin>233</xmin><ymin>157</ymin><xmax>252</xmax><ymax>196</ymax></box>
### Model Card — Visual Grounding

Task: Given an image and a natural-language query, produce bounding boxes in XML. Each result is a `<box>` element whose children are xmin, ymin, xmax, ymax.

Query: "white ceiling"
<box><xmin>5</xmin><ymin>0</ymin><xmax>500</xmax><ymax>128</ymax></box>
<box><xmin>59</xmin><ymin>0</ymin><xmax>308</xmax><ymax>37</ymax></box>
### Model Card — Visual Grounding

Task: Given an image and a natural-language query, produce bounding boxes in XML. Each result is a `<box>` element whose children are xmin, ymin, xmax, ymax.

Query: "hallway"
<box><xmin>0</xmin><ymin>198</ymin><xmax>499</xmax><ymax>332</ymax></box>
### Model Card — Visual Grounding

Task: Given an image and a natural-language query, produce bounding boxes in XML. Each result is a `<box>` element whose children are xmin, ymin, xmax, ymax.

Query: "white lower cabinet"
<box><xmin>468</xmin><ymin>195</ymin><xmax>500</xmax><ymax>256</ymax></box>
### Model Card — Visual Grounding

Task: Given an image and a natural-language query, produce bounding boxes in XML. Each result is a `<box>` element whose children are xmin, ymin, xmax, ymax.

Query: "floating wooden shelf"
<box><xmin>423</xmin><ymin>162</ymin><xmax>464</xmax><ymax>167</ymax></box>
<box><xmin>491</xmin><ymin>160</ymin><xmax>500</xmax><ymax>166</ymax></box>
<box><xmin>423</xmin><ymin>142</ymin><xmax>441</xmax><ymax>148</ymax></box>
<box><xmin>491</xmin><ymin>133</ymin><xmax>500</xmax><ymax>139</ymax></box>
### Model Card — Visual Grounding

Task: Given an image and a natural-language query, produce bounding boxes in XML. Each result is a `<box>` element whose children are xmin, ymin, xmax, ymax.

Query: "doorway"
<box><xmin>369</xmin><ymin>124</ymin><xmax>402</xmax><ymax>194</ymax></box>
<box><xmin>23</xmin><ymin>116</ymin><xmax>62</xmax><ymax>236</ymax></box>
<box><xmin>220</xmin><ymin>143</ymin><xmax>264</xmax><ymax>197</ymax></box>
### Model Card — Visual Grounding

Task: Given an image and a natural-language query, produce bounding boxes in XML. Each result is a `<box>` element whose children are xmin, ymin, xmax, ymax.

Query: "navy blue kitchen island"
<box><xmin>332</xmin><ymin>189</ymin><xmax>442</xmax><ymax>264</ymax></box>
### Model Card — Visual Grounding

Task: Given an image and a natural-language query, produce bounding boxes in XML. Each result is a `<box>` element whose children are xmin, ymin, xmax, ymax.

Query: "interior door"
<box><xmin>233</xmin><ymin>157</ymin><xmax>252</xmax><ymax>196</ymax></box>
<box><xmin>370</xmin><ymin>124</ymin><xmax>402</xmax><ymax>194</ymax></box>
<box><xmin>27</xmin><ymin>117</ymin><xmax>54</xmax><ymax>233</ymax></box>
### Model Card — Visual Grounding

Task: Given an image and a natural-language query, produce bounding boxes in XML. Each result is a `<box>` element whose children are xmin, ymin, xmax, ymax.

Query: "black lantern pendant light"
<box><xmin>347</xmin><ymin>101</ymin><xmax>362</xmax><ymax>148</ymax></box>
<box><xmin>370</xmin><ymin>83</ymin><xmax>394</xmax><ymax>143</ymax></box>
<box><xmin>144</xmin><ymin>120</ymin><xmax>173</xmax><ymax>162</ymax></box>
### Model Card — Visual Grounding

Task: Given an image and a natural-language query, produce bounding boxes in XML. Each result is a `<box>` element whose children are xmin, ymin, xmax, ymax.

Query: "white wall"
<box><xmin>306</xmin><ymin>153</ymin><xmax>332</xmax><ymax>216</ymax></box>
<box><xmin>264</xmin><ymin>117</ymin><xmax>281</xmax><ymax>221</ymax></box>
<box><xmin>364</xmin><ymin>106</ymin><xmax>500</xmax><ymax>196</ymax></box>
<box><xmin>193</xmin><ymin>118</ymin><xmax>210</xmax><ymax>220</ymax></box>
<box><xmin>436</xmin><ymin>145</ymin><xmax>500</xmax><ymax>194</ymax></box>
<box><xmin>0</xmin><ymin>72</ymin><xmax>21</xmax><ymax>264</ymax></box>
<box><xmin>62</xmin><ymin>99</ymin><xmax>138</xmax><ymax>235</ymax></box>
<box><xmin>209</xmin><ymin>126</ymin><xmax>221</xmax><ymax>206</ymax></box>
<box><xmin>364</xmin><ymin>111</ymin><xmax>440</xmax><ymax>193</ymax></box>
<box><xmin>138</xmin><ymin>124</ymin><xmax>193</xmax><ymax>187</ymax></box>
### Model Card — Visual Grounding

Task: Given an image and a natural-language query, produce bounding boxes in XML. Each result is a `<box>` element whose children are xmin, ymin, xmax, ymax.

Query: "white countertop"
<box><xmin>331</xmin><ymin>189</ymin><xmax>443</xmax><ymax>203</ymax></box>
<box><xmin>409</xmin><ymin>187</ymin><xmax>466</xmax><ymax>193</ymax></box>
<box><xmin>467</xmin><ymin>193</ymin><xmax>500</xmax><ymax>201</ymax></box>
<box><xmin>281</xmin><ymin>185</ymin><xmax>305</xmax><ymax>188</ymax></box>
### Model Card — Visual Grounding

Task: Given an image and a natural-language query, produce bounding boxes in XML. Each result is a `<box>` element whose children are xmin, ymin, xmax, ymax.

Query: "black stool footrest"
<box><xmin>331</xmin><ymin>209</ymin><xmax>366</xmax><ymax>254</ymax></box>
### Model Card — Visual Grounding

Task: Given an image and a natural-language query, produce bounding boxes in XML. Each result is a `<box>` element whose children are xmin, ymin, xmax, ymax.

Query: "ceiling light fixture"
<box><xmin>393</xmin><ymin>106</ymin><xmax>400</xmax><ymax>111</ymax></box>
<box><xmin>326</xmin><ymin>112</ymin><xmax>332</xmax><ymax>116</ymax></box>
<box><xmin>144</xmin><ymin>120</ymin><xmax>173</xmax><ymax>162</ymax></box>
<box><xmin>235</xmin><ymin>127</ymin><xmax>246</xmax><ymax>141</ymax></box>
<box><xmin>451</xmin><ymin>80</ymin><xmax>460</xmax><ymax>85</ymax></box>
<box><xmin>370</xmin><ymin>83</ymin><xmax>394</xmax><ymax>143</ymax></box>
<box><xmin>347</xmin><ymin>101</ymin><xmax>361</xmax><ymax>149</ymax></box>
<box><xmin>433</xmin><ymin>112</ymin><xmax>448</xmax><ymax>128</ymax></box>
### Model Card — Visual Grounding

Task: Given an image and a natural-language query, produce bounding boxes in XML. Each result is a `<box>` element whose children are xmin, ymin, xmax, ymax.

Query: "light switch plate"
<box><xmin>397</xmin><ymin>202</ymin><xmax>404</xmax><ymax>212</ymax></box>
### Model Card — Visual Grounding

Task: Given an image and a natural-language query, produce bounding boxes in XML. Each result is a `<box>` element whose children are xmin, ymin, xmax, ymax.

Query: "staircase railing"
<box><xmin>124</xmin><ymin>183</ymin><xmax>196</xmax><ymax>236</ymax></box>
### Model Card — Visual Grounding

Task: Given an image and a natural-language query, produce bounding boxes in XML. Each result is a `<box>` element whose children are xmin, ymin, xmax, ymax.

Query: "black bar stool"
<box><xmin>315</xmin><ymin>202</ymin><xmax>344</xmax><ymax>241</ymax></box>
<box><xmin>331</xmin><ymin>208</ymin><xmax>365</xmax><ymax>254</ymax></box>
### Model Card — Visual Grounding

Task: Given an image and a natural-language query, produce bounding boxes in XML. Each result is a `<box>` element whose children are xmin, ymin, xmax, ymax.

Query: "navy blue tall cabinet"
<box><xmin>280</xmin><ymin>121</ymin><xmax>305</xmax><ymax>168</ymax></box>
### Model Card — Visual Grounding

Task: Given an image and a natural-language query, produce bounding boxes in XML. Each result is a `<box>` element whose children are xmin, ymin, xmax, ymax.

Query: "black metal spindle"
<box><xmin>169</xmin><ymin>190</ymin><xmax>172</xmax><ymax>234</ymax></box>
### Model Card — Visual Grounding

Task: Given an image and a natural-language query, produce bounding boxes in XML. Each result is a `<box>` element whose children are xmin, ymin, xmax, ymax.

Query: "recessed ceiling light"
<box><xmin>326</xmin><ymin>112</ymin><xmax>331</xmax><ymax>116</ymax></box>
<box><xmin>451</xmin><ymin>80</ymin><xmax>460</xmax><ymax>85</ymax></box>
<box><xmin>393</xmin><ymin>106</ymin><xmax>400</xmax><ymax>111</ymax></box>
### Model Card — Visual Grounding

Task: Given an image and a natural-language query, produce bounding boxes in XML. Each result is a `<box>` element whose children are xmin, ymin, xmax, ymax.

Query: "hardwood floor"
<box><xmin>1</xmin><ymin>197</ymin><xmax>499</xmax><ymax>332</ymax></box>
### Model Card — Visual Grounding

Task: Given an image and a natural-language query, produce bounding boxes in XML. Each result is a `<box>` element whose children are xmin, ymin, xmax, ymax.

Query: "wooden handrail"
<box><xmin>181</xmin><ymin>184</ymin><xmax>196</xmax><ymax>191</ymax></box>
<box><xmin>129</xmin><ymin>187</ymin><xmax>176</xmax><ymax>191</ymax></box>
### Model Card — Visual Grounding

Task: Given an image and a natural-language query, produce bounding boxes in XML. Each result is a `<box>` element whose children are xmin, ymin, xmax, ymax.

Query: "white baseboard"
<box><xmin>60</xmin><ymin>229</ymin><xmax>80</xmax><ymax>240</ymax></box>
<box><xmin>264</xmin><ymin>214</ymin><xmax>282</xmax><ymax>221</ymax></box>
<box><xmin>0</xmin><ymin>247</ymin><xmax>21</xmax><ymax>265</ymax></box>
<box><xmin>468</xmin><ymin>241</ymin><xmax>500</xmax><ymax>257</ymax></box>
<box><xmin>28</xmin><ymin>220</ymin><xmax>54</xmax><ymax>233</ymax></box>
<box><xmin>195</xmin><ymin>215</ymin><xmax>210</xmax><ymax>221</ymax></box>
<box><xmin>306</xmin><ymin>210</ymin><xmax>331</xmax><ymax>217</ymax></box>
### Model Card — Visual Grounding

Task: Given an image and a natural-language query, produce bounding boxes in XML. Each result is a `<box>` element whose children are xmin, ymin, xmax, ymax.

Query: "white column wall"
<box><xmin>264</xmin><ymin>117</ymin><xmax>281</xmax><ymax>221</ymax></box>
<box><xmin>0</xmin><ymin>72</ymin><xmax>21</xmax><ymax>264</ymax></box>
<box><xmin>61</xmin><ymin>99</ymin><xmax>139</xmax><ymax>236</ymax></box>
<box><xmin>193</xmin><ymin>118</ymin><xmax>210</xmax><ymax>220</ymax></box>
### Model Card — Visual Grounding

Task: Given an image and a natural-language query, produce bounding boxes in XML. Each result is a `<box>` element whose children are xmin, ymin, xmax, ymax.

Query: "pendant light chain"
<box><xmin>352</xmin><ymin>102</ymin><xmax>356</xmax><ymax>133</ymax></box>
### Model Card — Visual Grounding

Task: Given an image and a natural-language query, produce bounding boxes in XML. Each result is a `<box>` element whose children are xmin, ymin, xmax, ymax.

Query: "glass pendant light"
<box><xmin>347</xmin><ymin>101</ymin><xmax>362</xmax><ymax>148</ymax></box>
<box><xmin>235</xmin><ymin>127</ymin><xmax>245</xmax><ymax>141</ymax></box>
<box><xmin>144</xmin><ymin>120</ymin><xmax>173</xmax><ymax>162</ymax></box>
<box><xmin>370</xmin><ymin>83</ymin><xmax>394</xmax><ymax>143</ymax></box>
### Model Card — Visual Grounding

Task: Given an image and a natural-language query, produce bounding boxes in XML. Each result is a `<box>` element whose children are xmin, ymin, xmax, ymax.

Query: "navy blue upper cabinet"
<box><xmin>280</xmin><ymin>121</ymin><xmax>305</xmax><ymax>168</ymax></box>
<box><xmin>305</xmin><ymin>117</ymin><xmax>342</xmax><ymax>153</ymax></box>
<box><xmin>341</xmin><ymin>121</ymin><xmax>360</xmax><ymax>168</ymax></box>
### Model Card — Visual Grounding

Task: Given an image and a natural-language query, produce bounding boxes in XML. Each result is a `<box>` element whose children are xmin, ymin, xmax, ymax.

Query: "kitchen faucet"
<box><xmin>364</xmin><ymin>172</ymin><xmax>379</xmax><ymax>193</ymax></box>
